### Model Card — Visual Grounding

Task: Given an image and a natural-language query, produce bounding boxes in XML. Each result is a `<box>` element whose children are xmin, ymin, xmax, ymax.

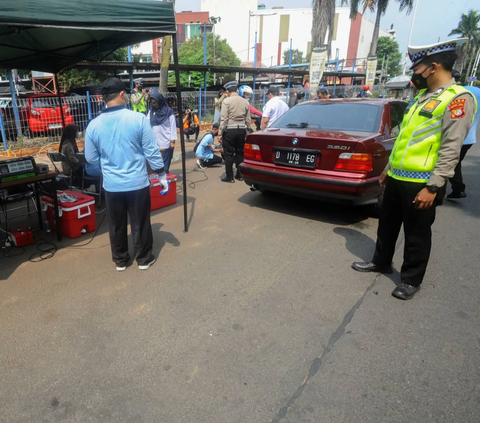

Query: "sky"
<box><xmin>174</xmin><ymin>0</ymin><xmax>475</xmax><ymax>57</ymax></box>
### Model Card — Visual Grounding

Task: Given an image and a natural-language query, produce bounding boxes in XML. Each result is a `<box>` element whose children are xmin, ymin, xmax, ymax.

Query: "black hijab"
<box><xmin>59</xmin><ymin>124</ymin><xmax>79</xmax><ymax>153</ymax></box>
<box><xmin>150</xmin><ymin>91</ymin><xmax>174</xmax><ymax>127</ymax></box>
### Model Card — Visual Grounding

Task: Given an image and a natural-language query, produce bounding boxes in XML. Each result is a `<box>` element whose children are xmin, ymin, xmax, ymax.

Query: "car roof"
<box><xmin>301</xmin><ymin>98</ymin><xmax>404</xmax><ymax>106</ymax></box>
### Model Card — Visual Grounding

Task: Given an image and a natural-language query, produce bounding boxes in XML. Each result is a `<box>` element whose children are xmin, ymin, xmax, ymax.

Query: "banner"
<box><xmin>309</xmin><ymin>45</ymin><xmax>328</xmax><ymax>97</ymax></box>
<box><xmin>365</xmin><ymin>56</ymin><xmax>378</xmax><ymax>88</ymax></box>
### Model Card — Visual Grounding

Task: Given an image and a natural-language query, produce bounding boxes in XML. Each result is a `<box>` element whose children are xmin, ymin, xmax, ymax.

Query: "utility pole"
<box><xmin>403</xmin><ymin>0</ymin><xmax>419</xmax><ymax>75</ymax></box>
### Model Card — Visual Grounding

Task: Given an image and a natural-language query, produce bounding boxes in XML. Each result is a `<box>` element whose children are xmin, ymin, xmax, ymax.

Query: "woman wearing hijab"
<box><xmin>59</xmin><ymin>124</ymin><xmax>83</xmax><ymax>187</ymax></box>
<box><xmin>149</xmin><ymin>91</ymin><xmax>177</xmax><ymax>173</ymax></box>
<box><xmin>59</xmin><ymin>123</ymin><xmax>101</xmax><ymax>189</ymax></box>
<box><xmin>214</xmin><ymin>90</ymin><xmax>226</xmax><ymax>124</ymax></box>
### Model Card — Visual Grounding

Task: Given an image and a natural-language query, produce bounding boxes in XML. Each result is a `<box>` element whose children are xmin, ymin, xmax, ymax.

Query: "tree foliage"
<box><xmin>170</xmin><ymin>34</ymin><xmax>241</xmax><ymax>88</ymax></box>
<box><xmin>58</xmin><ymin>47</ymin><xmax>129</xmax><ymax>92</ymax></box>
<box><xmin>449</xmin><ymin>9</ymin><xmax>480</xmax><ymax>82</ymax></box>
<box><xmin>283</xmin><ymin>49</ymin><xmax>306</xmax><ymax>65</ymax></box>
<box><xmin>376</xmin><ymin>36</ymin><xmax>402</xmax><ymax>76</ymax></box>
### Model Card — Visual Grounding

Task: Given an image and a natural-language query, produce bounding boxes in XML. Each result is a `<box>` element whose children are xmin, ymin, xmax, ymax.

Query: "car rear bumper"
<box><xmin>239</xmin><ymin>163</ymin><xmax>381</xmax><ymax>206</ymax></box>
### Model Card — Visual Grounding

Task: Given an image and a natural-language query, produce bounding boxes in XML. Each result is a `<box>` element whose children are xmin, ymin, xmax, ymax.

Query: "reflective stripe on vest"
<box><xmin>132</xmin><ymin>92</ymin><xmax>146</xmax><ymax>112</ymax></box>
<box><xmin>388</xmin><ymin>84</ymin><xmax>476</xmax><ymax>183</ymax></box>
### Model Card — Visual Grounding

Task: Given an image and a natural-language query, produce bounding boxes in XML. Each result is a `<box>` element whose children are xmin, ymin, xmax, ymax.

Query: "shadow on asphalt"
<box><xmin>238</xmin><ymin>190</ymin><xmax>371</xmax><ymax>226</ymax></box>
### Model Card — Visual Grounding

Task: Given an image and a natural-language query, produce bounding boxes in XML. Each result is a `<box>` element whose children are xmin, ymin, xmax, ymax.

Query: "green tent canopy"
<box><xmin>0</xmin><ymin>0</ymin><xmax>176</xmax><ymax>73</ymax></box>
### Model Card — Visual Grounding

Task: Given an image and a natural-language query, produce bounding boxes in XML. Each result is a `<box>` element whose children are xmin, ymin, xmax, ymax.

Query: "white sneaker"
<box><xmin>197</xmin><ymin>159</ymin><xmax>206</xmax><ymax>169</ymax></box>
<box><xmin>138</xmin><ymin>257</ymin><xmax>156</xmax><ymax>270</ymax></box>
<box><xmin>116</xmin><ymin>265</ymin><xmax>127</xmax><ymax>272</ymax></box>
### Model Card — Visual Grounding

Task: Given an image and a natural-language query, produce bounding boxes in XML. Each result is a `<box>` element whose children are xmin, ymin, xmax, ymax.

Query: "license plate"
<box><xmin>49</xmin><ymin>124</ymin><xmax>62</xmax><ymax>129</ymax></box>
<box><xmin>273</xmin><ymin>149</ymin><xmax>317</xmax><ymax>169</ymax></box>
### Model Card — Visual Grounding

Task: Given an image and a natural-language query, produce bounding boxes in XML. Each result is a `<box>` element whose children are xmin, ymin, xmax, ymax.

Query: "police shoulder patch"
<box><xmin>448</xmin><ymin>98</ymin><xmax>466</xmax><ymax>119</ymax></box>
<box><xmin>421</xmin><ymin>99</ymin><xmax>441</xmax><ymax>113</ymax></box>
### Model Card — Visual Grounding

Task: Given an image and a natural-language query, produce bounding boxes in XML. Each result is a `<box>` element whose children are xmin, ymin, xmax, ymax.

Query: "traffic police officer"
<box><xmin>352</xmin><ymin>38</ymin><xmax>477</xmax><ymax>300</ymax></box>
<box><xmin>130</xmin><ymin>78</ymin><xmax>150</xmax><ymax>114</ymax></box>
<box><xmin>218</xmin><ymin>81</ymin><xmax>252</xmax><ymax>183</ymax></box>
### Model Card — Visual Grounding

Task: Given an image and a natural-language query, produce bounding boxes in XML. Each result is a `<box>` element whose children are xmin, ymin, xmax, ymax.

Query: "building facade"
<box><xmin>248</xmin><ymin>7</ymin><xmax>394</xmax><ymax>68</ymax></box>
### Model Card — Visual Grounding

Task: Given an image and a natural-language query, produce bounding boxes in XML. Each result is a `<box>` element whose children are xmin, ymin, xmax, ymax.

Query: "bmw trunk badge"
<box><xmin>292</xmin><ymin>138</ymin><xmax>299</xmax><ymax>146</ymax></box>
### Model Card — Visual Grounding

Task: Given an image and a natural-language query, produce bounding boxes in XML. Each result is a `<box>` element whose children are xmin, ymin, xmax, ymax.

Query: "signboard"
<box><xmin>309</xmin><ymin>45</ymin><xmax>328</xmax><ymax>96</ymax></box>
<box><xmin>365</xmin><ymin>56</ymin><xmax>378</xmax><ymax>88</ymax></box>
<box><xmin>467</xmin><ymin>76</ymin><xmax>477</xmax><ymax>82</ymax></box>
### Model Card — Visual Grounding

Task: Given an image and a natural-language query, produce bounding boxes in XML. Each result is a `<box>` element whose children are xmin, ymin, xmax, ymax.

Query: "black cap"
<box><xmin>267</xmin><ymin>86</ymin><xmax>279</xmax><ymax>96</ymax></box>
<box><xmin>101</xmin><ymin>77</ymin><xmax>129</xmax><ymax>96</ymax></box>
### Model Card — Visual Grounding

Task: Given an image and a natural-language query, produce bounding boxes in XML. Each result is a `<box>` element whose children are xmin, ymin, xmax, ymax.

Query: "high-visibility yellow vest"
<box><xmin>131</xmin><ymin>91</ymin><xmax>146</xmax><ymax>113</ymax></box>
<box><xmin>388</xmin><ymin>84</ymin><xmax>476</xmax><ymax>183</ymax></box>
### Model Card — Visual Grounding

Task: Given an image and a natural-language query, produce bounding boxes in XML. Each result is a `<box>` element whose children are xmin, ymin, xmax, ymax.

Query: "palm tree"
<box><xmin>342</xmin><ymin>0</ymin><xmax>414</xmax><ymax>57</ymax></box>
<box><xmin>159</xmin><ymin>0</ymin><xmax>175</xmax><ymax>94</ymax></box>
<box><xmin>449</xmin><ymin>10</ymin><xmax>480</xmax><ymax>80</ymax></box>
<box><xmin>311</xmin><ymin>0</ymin><xmax>336</xmax><ymax>57</ymax></box>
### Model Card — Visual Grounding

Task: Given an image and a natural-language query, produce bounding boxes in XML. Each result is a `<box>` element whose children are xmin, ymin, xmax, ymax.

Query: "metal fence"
<box><xmin>1</xmin><ymin>83</ymin><xmax>393</xmax><ymax>150</ymax></box>
<box><xmin>0</xmin><ymin>93</ymin><xmax>106</xmax><ymax>150</ymax></box>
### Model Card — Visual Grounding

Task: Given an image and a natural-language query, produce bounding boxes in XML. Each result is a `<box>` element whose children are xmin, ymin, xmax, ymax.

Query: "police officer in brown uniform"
<box><xmin>218</xmin><ymin>81</ymin><xmax>252</xmax><ymax>183</ymax></box>
<box><xmin>352</xmin><ymin>39</ymin><xmax>477</xmax><ymax>300</ymax></box>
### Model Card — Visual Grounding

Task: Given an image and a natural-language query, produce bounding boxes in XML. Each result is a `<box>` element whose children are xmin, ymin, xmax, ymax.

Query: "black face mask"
<box><xmin>411</xmin><ymin>65</ymin><xmax>432</xmax><ymax>90</ymax></box>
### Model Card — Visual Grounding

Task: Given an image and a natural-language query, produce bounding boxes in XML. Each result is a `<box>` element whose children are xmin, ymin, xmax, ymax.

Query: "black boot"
<box><xmin>351</xmin><ymin>261</ymin><xmax>393</xmax><ymax>274</ymax></box>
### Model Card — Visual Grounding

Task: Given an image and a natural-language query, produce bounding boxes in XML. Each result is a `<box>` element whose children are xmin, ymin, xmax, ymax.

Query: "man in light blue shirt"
<box><xmin>195</xmin><ymin>123</ymin><xmax>223</xmax><ymax>169</ymax></box>
<box><xmin>448</xmin><ymin>71</ymin><xmax>480</xmax><ymax>199</ymax></box>
<box><xmin>85</xmin><ymin>78</ymin><xmax>169</xmax><ymax>272</ymax></box>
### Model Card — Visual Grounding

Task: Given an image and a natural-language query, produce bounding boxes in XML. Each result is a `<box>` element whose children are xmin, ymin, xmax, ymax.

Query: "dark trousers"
<box><xmin>161</xmin><ymin>147</ymin><xmax>174</xmax><ymax>174</ymax></box>
<box><xmin>372</xmin><ymin>176</ymin><xmax>445</xmax><ymax>287</ymax></box>
<box><xmin>204</xmin><ymin>155</ymin><xmax>222</xmax><ymax>167</ymax></box>
<box><xmin>449</xmin><ymin>144</ymin><xmax>472</xmax><ymax>194</ymax></box>
<box><xmin>223</xmin><ymin>128</ymin><xmax>246</xmax><ymax>178</ymax></box>
<box><xmin>104</xmin><ymin>186</ymin><xmax>153</xmax><ymax>267</ymax></box>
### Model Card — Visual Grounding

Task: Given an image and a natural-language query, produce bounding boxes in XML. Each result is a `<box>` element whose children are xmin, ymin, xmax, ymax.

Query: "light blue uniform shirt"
<box><xmin>195</xmin><ymin>132</ymin><xmax>215</xmax><ymax>161</ymax></box>
<box><xmin>464</xmin><ymin>86</ymin><xmax>480</xmax><ymax>145</ymax></box>
<box><xmin>85</xmin><ymin>105</ymin><xmax>164</xmax><ymax>192</ymax></box>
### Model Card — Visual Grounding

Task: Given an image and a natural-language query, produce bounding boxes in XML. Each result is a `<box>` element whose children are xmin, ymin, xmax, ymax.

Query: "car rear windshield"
<box><xmin>271</xmin><ymin>102</ymin><xmax>382</xmax><ymax>133</ymax></box>
<box><xmin>31</xmin><ymin>98</ymin><xmax>66</xmax><ymax>108</ymax></box>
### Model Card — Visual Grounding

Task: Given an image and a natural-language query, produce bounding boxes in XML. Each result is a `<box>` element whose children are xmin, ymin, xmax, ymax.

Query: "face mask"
<box><xmin>411</xmin><ymin>65</ymin><xmax>432</xmax><ymax>90</ymax></box>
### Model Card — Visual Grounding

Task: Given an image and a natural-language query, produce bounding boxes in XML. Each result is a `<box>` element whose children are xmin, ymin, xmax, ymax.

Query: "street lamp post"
<box><xmin>209</xmin><ymin>16</ymin><xmax>221</xmax><ymax>86</ymax></box>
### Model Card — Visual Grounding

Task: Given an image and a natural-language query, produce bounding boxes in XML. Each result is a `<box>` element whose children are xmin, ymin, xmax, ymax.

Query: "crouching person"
<box><xmin>195</xmin><ymin>123</ymin><xmax>223</xmax><ymax>169</ymax></box>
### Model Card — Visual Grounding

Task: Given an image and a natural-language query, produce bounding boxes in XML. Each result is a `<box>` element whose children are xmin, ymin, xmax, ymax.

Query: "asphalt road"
<box><xmin>1</xmin><ymin>148</ymin><xmax>479</xmax><ymax>423</ymax></box>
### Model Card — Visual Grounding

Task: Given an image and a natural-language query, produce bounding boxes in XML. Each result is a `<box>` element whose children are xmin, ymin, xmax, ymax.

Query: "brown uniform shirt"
<box><xmin>219</xmin><ymin>92</ymin><xmax>252</xmax><ymax>135</ymax></box>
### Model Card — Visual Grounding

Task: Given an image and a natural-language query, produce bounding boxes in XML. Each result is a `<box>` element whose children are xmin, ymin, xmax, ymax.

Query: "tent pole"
<box><xmin>172</xmin><ymin>33</ymin><xmax>188</xmax><ymax>232</ymax></box>
<box><xmin>54</xmin><ymin>74</ymin><xmax>66</xmax><ymax>129</ymax></box>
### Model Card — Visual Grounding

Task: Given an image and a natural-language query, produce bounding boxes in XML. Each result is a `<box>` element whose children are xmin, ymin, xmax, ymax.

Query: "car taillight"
<box><xmin>334</xmin><ymin>153</ymin><xmax>373</xmax><ymax>172</ymax></box>
<box><xmin>31</xmin><ymin>109</ymin><xmax>40</xmax><ymax>116</ymax></box>
<box><xmin>245</xmin><ymin>143</ymin><xmax>262</xmax><ymax>161</ymax></box>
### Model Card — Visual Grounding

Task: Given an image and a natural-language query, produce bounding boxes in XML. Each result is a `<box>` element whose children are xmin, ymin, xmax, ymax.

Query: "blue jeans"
<box><xmin>161</xmin><ymin>147</ymin><xmax>174</xmax><ymax>174</ymax></box>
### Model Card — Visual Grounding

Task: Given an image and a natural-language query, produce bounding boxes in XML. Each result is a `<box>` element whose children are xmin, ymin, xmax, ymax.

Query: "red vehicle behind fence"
<box><xmin>23</xmin><ymin>94</ymin><xmax>74</xmax><ymax>134</ymax></box>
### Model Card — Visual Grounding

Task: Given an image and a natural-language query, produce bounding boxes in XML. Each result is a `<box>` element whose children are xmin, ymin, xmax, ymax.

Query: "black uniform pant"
<box><xmin>223</xmin><ymin>128</ymin><xmax>246</xmax><ymax>179</ymax></box>
<box><xmin>449</xmin><ymin>144</ymin><xmax>472</xmax><ymax>194</ymax></box>
<box><xmin>204</xmin><ymin>155</ymin><xmax>222</xmax><ymax>167</ymax></box>
<box><xmin>104</xmin><ymin>186</ymin><xmax>153</xmax><ymax>267</ymax></box>
<box><xmin>372</xmin><ymin>176</ymin><xmax>444</xmax><ymax>287</ymax></box>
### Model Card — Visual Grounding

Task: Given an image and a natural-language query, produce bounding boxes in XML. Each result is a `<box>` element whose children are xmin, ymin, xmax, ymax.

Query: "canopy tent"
<box><xmin>0</xmin><ymin>0</ymin><xmax>176</xmax><ymax>73</ymax></box>
<box><xmin>0</xmin><ymin>0</ymin><xmax>190</xmax><ymax>231</ymax></box>
<box><xmin>385</xmin><ymin>75</ymin><xmax>412</xmax><ymax>90</ymax></box>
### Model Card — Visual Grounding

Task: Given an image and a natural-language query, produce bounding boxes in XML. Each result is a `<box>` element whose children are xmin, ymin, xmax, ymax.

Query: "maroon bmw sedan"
<box><xmin>239</xmin><ymin>98</ymin><xmax>407</xmax><ymax>206</ymax></box>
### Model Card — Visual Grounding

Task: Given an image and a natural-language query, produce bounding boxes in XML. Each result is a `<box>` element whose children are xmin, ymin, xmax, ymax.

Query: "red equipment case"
<box><xmin>42</xmin><ymin>191</ymin><xmax>96</xmax><ymax>238</ymax></box>
<box><xmin>149</xmin><ymin>174</ymin><xmax>177</xmax><ymax>211</ymax></box>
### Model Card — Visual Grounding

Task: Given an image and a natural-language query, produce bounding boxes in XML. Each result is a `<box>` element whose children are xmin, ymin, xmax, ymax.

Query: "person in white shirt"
<box><xmin>261</xmin><ymin>86</ymin><xmax>289</xmax><ymax>129</ymax></box>
<box><xmin>148</xmin><ymin>91</ymin><xmax>177</xmax><ymax>173</ymax></box>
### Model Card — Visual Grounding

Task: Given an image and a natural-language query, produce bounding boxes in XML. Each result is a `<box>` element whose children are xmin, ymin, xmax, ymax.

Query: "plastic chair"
<box><xmin>75</xmin><ymin>153</ymin><xmax>103</xmax><ymax>206</ymax></box>
<box><xmin>47</xmin><ymin>151</ymin><xmax>73</xmax><ymax>189</ymax></box>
